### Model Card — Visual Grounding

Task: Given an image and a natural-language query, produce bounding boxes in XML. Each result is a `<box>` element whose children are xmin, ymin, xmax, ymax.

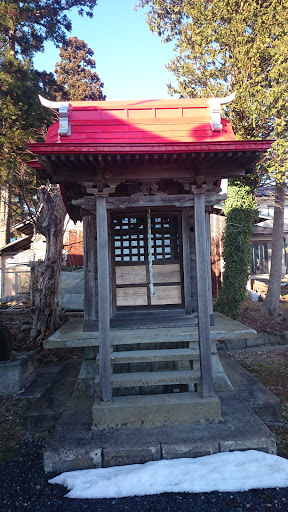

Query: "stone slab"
<box><xmin>0</xmin><ymin>351</ymin><xmax>36</xmax><ymax>395</ymax></box>
<box><xmin>28</xmin><ymin>360</ymin><xmax>81</xmax><ymax>434</ymax></box>
<box><xmin>161</xmin><ymin>440</ymin><xmax>220</xmax><ymax>459</ymax></box>
<box><xmin>44</xmin><ymin>313</ymin><xmax>257</xmax><ymax>349</ymax></box>
<box><xmin>217</xmin><ymin>347</ymin><xmax>281</xmax><ymax>422</ymax></box>
<box><xmin>92</xmin><ymin>392</ymin><xmax>222</xmax><ymax>429</ymax></box>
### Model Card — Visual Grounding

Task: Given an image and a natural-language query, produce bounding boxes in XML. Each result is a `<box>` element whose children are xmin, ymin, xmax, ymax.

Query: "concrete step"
<box><xmin>92</xmin><ymin>392</ymin><xmax>221</xmax><ymax>429</ymax></box>
<box><xmin>95</xmin><ymin>369</ymin><xmax>201</xmax><ymax>388</ymax></box>
<box><xmin>108</xmin><ymin>348</ymin><xmax>199</xmax><ymax>364</ymax></box>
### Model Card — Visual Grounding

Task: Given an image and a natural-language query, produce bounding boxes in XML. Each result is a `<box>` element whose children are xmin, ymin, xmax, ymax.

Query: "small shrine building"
<box><xmin>29</xmin><ymin>95</ymin><xmax>272</xmax><ymax>432</ymax></box>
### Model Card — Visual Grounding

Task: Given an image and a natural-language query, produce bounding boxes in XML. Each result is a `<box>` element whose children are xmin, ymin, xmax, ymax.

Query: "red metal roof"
<box><xmin>45</xmin><ymin>98</ymin><xmax>237</xmax><ymax>145</ymax></box>
<box><xmin>28</xmin><ymin>98</ymin><xmax>273</xmax><ymax>158</ymax></box>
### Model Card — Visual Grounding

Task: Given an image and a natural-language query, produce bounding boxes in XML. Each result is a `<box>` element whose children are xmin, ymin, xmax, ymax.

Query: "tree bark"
<box><xmin>30</xmin><ymin>185</ymin><xmax>66</xmax><ymax>342</ymax></box>
<box><xmin>0</xmin><ymin>185</ymin><xmax>12</xmax><ymax>249</ymax></box>
<box><xmin>262</xmin><ymin>181</ymin><xmax>285</xmax><ymax>317</ymax></box>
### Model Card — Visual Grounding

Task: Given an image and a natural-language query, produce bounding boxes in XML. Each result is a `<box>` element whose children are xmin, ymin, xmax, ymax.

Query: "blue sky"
<box><xmin>33</xmin><ymin>0</ymin><xmax>176</xmax><ymax>101</ymax></box>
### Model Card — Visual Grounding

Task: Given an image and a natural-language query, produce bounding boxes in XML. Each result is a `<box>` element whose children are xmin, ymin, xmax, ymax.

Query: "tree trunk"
<box><xmin>30</xmin><ymin>185</ymin><xmax>66</xmax><ymax>342</ymax></box>
<box><xmin>0</xmin><ymin>185</ymin><xmax>12</xmax><ymax>249</ymax></box>
<box><xmin>262</xmin><ymin>181</ymin><xmax>285</xmax><ymax>317</ymax></box>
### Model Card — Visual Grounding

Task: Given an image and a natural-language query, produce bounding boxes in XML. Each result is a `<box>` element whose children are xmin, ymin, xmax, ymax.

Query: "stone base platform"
<box><xmin>43</xmin><ymin>349</ymin><xmax>280</xmax><ymax>473</ymax></box>
<box><xmin>43</xmin><ymin>392</ymin><xmax>276</xmax><ymax>473</ymax></box>
<box><xmin>92</xmin><ymin>393</ymin><xmax>222</xmax><ymax>430</ymax></box>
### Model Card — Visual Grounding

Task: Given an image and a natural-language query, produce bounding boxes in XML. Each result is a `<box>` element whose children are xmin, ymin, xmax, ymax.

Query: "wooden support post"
<box><xmin>194</xmin><ymin>192</ymin><xmax>214</xmax><ymax>397</ymax></box>
<box><xmin>182</xmin><ymin>208</ymin><xmax>192</xmax><ymax>315</ymax></box>
<box><xmin>96</xmin><ymin>195</ymin><xmax>112</xmax><ymax>403</ymax></box>
<box><xmin>205</xmin><ymin>211</ymin><xmax>214</xmax><ymax>326</ymax></box>
<box><xmin>83</xmin><ymin>215</ymin><xmax>97</xmax><ymax>331</ymax></box>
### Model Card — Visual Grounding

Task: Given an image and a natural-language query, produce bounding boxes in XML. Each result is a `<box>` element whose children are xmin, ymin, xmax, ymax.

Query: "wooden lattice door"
<box><xmin>112</xmin><ymin>212</ymin><xmax>183</xmax><ymax>309</ymax></box>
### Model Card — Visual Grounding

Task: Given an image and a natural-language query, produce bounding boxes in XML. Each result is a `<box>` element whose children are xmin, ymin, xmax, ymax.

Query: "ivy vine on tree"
<box><xmin>214</xmin><ymin>181</ymin><xmax>258</xmax><ymax>319</ymax></box>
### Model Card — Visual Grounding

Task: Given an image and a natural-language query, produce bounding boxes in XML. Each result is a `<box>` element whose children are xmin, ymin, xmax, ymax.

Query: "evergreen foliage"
<box><xmin>55</xmin><ymin>37</ymin><xmax>105</xmax><ymax>101</ymax></box>
<box><xmin>0</xmin><ymin>51</ymin><xmax>54</xmax><ymax>226</ymax></box>
<box><xmin>0</xmin><ymin>0</ymin><xmax>98</xmax><ymax>58</ymax></box>
<box><xmin>0</xmin><ymin>52</ymin><xmax>52</xmax><ymax>175</ymax></box>
<box><xmin>138</xmin><ymin>0</ymin><xmax>288</xmax><ymax>317</ymax></box>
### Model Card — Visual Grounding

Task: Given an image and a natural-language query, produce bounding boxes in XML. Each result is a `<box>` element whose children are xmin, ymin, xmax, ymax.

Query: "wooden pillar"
<box><xmin>83</xmin><ymin>215</ymin><xmax>97</xmax><ymax>331</ymax></box>
<box><xmin>205</xmin><ymin>211</ymin><xmax>214</xmax><ymax>326</ymax></box>
<box><xmin>96</xmin><ymin>195</ymin><xmax>112</xmax><ymax>402</ymax></box>
<box><xmin>182</xmin><ymin>208</ymin><xmax>192</xmax><ymax>315</ymax></box>
<box><xmin>193</xmin><ymin>191</ymin><xmax>214</xmax><ymax>397</ymax></box>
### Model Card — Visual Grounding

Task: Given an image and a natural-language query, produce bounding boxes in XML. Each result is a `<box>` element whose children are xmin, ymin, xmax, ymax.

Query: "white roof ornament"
<box><xmin>38</xmin><ymin>95</ymin><xmax>71</xmax><ymax>137</ymax></box>
<box><xmin>208</xmin><ymin>92</ymin><xmax>236</xmax><ymax>132</ymax></box>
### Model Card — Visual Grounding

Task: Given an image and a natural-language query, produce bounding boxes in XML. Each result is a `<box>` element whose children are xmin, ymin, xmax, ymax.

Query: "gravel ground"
<box><xmin>1</xmin><ymin>441</ymin><xmax>288</xmax><ymax>512</ymax></box>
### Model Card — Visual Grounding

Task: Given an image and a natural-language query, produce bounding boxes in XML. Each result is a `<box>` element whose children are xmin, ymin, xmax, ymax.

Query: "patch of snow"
<box><xmin>49</xmin><ymin>450</ymin><xmax>288</xmax><ymax>499</ymax></box>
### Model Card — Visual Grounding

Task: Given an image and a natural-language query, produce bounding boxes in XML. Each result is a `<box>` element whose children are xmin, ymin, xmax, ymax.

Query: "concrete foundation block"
<box><xmin>102</xmin><ymin>444</ymin><xmax>161</xmax><ymax>468</ymax></box>
<box><xmin>161</xmin><ymin>440</ymin><xmax>219</xmax><ymax>459</ymax></box>
<box><xmin>92</xmin><ymin>393</ymin><xmax>222</xmax><ymax>430</ymax></box>
<box><xmin>246</xmin><ymin>335</ymin><xmax>265</xmax><ymax>347</ymax></box>
<box><xmin>263</xmin><ymin>333</ymin><xmax>285</xmax><ymax>345</ymax></box>
<box><xmin>225</xmin><ymin>339</ymin><xmax>247</xmax><ymax>351</ymax></box>
<box><xmin>219</xmin><ymin>437</ymin><xmax>276</xmax><ymax>455</ymax></box>
<box><xmin>0</xmin><ymin>351</ymin><xmax>36</xmax><ymax>395</ymax></box>
<box><xmin>44</xmin><ymin>447</ymin><xmax>102</xmax><ymax>473</ymax></box>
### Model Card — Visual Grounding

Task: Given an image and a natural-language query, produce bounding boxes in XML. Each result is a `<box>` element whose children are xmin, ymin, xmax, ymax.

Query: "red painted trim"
<box><xmin>28</xmin><ymin>140</ymin><xmax>274</xmax><ymax>155</ymax></box>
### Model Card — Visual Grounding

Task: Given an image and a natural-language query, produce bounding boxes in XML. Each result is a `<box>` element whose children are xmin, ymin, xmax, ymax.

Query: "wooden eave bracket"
<box><xmin>208</xmin><ymin>92</ymin><xmax>236</xmax><ymax>132</ymax></box>
<box><xmin>38</xmin><ymin>95</ymin><xmax>71</xmax><ymax>137</ymax></box>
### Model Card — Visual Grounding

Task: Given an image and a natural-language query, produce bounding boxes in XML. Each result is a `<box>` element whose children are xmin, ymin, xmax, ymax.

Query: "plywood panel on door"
<box><xmin>116</xmin><ymin>265</ymin><xmax>146</xmax><ymax>285</ymax></box>
<box><xmin>153</xmin><ymin>264</ymin><xmax>181</xmax><ymax>283</ymax></box>
<box><xmin>151</xmin><ymin>285</ymin><xmax>182</xmax><ymax>305</ymax></box>
<box><xmin>116</xmin><ymin>287</ymin><xmax>148</xmax><ymax>306</ymax></box>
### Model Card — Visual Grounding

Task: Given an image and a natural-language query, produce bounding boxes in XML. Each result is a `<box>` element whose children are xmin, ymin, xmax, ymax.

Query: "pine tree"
<box><xmin>138</xmin><ymin>0</ymin><xmax>288</xmax><ymax>317</ymax></box>
<box><xmin>0</xmin><ymin>51</ymin><xmax>53</xmax><ymax>242</ymax></box>
<box><xmin>55</xmin><ymin>37</ymin><xmax>105</xmax><ymax>101</ymax></box>
<box><xmin>0</xmin><ymin>0</ymin><xmax>98</xmax><ymax>58</ymax></box>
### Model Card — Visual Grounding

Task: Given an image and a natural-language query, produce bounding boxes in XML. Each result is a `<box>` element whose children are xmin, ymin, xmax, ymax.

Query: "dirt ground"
<box><xmin>239</xmin><ymin>298</ymin><xmax>288</xmax><ymax>335</ymax></box>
